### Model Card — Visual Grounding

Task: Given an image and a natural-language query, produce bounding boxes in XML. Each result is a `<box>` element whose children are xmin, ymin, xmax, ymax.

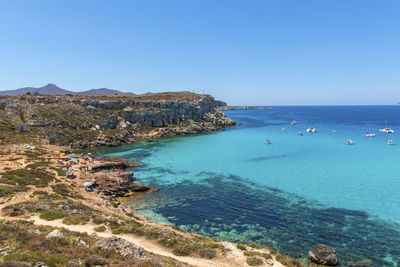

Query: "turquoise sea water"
<box><xmin>99</xmin><ymin>106</ymin><xmax>400</xmax><ymax>266</ymax></box>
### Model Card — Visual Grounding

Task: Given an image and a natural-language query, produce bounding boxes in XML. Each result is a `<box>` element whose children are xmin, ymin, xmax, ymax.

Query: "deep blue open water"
<box><xmin>99</xmin><ymin>106</ymin><xmax>400</xmax><ymax>266</ymax></box>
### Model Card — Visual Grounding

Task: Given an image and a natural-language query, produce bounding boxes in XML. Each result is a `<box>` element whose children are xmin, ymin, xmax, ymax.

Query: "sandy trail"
<box><xmin>28</xmin><ymin>216</ymin><xmax>257</xmax><ymax>267</ymax></box>
<box><xmin>0</xmin><ymin>214</ymin><xmax>283</xmax><ymax>267</ymax></box>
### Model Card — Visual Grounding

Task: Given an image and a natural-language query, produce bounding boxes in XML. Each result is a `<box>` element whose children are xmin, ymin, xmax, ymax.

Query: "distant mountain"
<box><xmin>0</xmin><ymin>83</ymin><xmax>72</xmax><ymax>96</ymax></box>
<box><xmin>76</xmin><ymin>88</ymin><xmax>135</xmax><ymax>95</ymax></box>
<box><xmin>0</xmin><ymin>84</ymin><xmax>134</xmax><ymax>96</ymax></box>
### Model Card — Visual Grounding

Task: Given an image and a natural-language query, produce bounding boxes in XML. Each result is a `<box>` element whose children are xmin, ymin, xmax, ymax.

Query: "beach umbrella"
<box><xmin>83</xmin><ymin>182</ymin><xmax>92</xmax><ymax>187</ymax></box>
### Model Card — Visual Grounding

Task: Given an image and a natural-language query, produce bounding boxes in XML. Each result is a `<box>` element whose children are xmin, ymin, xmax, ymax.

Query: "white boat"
<box><xmin>298</xmin><ymin>132</ymin><xmax>303</xmax><ymax>136</ymax></box>
<box><xmin>364</xmin><ymin>133</ymin><xmax>375</xmax><ymax>137</ymax></box>
<box><xmin>281</xmin><ymin>128</ymin><xmax>286</xmax><ymax>132</ymax></box>
<box><xmin>290</xmin><ymin>120</ymin><xmax>297</xmax><ymax>125</ymax></box>
<box><xmin>347</xmin><ymin>139</ymin><xmax>354</xmax><ymax>145</ymax></box>
<box><xmin>380</xmin><ymin>128</ymin><xmax>394</xmax><ymax>134</ymax></box>
<box><xmin>265</xmin><ymin>139</ymin><xmax>271</xmax><ymax>144</ymax></box>
<box><xmin>307</xmin><ymin>127</ymin><xmax>316</xmax><ymax>133</ymax></box>
<box><xmin>388</xmin><ymin>140</ymin><xmax>394</xmax><ymax>145</ymax></box>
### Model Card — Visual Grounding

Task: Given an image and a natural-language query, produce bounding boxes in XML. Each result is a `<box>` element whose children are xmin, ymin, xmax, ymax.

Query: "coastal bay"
<box><xmin>101</xmin><ymin>106</ymin><xmax>400</xmax><ymax>266</ymax></box>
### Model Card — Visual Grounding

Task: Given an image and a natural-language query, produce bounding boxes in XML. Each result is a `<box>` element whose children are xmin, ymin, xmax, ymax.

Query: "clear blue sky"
<box><xmin>0</xmin><ymin>0</ymin><xmax>399</xmax><ymax>105</ymax></box>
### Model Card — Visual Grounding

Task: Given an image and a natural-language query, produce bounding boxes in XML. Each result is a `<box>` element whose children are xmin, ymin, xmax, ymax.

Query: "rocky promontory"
<box><xmin>0</xmin><ymin>92</ymin><xmax>236</xmax><ymax>148</ymax></box>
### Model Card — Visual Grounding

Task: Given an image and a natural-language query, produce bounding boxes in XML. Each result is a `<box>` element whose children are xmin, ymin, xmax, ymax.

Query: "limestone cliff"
<box><xmin>0</xmin><ymin>92</ymin><xmax>235</xmax><ymax>148</ymax></box>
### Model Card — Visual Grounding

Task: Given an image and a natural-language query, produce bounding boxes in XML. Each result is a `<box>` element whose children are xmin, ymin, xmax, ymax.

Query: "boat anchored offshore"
<box><xmin>364</xmin><ymin>133</ymin><xmax>375</xmax><ymax>137</ymax></box>
<box><xmin>347</xmin><ymin>139</ymin><xmax>354</xmax><ymax>145</ymax></box>
<box><xmin>307</xmin><ymin>127</ymin><xmax>316</xmax><ymax>133</ymax></box>
<box><xmin>388</xmin><ymin>140</ymin><xmax>394</xmax><ymax>145</ymax></box>
<box><xmin>265</xmin><ymin>139</ymin><xmax>271</xmax><ymax>144</ymax></box>
<box><xmin>380</xmin><ymin>128</ymin><xmax>395</xmax><ymax>134</ymax></box>
<box><xmin>298</xmin><ymin>132</ymin><xmax>303</xmax><ymax>136</ymax></box>
<box><xmin>291</xmin><ymin>120</ymin><xmax>297</xmax><ymax>125</ymax></box>
<box><xmin>281</xmin><ymin>128</ymin><xmax>287</xmax><ymax>132</ymax></box>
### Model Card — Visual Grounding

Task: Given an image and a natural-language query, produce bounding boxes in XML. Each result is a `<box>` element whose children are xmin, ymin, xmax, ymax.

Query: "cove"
<box><xmin>99</xmin><ymin>106</ymin><xmax>400</xmax><ymax>266</ymax></box>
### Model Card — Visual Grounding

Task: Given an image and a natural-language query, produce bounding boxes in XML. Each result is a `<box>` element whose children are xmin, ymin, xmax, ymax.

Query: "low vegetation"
<box><xmin>0</xmin><ymin>220</ymin><xmax>182</xmax><ymax>267</ymax></box>
<box><xmin>0</xmin><ymin>168</ymin><xmax>54</xmax><ymax>188</ymax></box>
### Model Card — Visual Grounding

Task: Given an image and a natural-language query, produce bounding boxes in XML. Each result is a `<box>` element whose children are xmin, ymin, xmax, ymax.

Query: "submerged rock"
<box><xmin>308</xmin><ymin>244</ymin><xmax>338</xmax><ymax>266</ymax></box>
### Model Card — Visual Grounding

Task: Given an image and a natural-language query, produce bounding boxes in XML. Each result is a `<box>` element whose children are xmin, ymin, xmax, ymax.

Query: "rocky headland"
<box><xmin>0</xmin><ymin>92</ymin><xmax>235</xmax><ymax>148</ymax></box>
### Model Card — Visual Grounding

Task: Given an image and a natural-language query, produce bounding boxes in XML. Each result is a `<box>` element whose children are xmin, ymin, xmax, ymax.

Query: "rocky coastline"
<box><xmin>0</xmin><ymin>92</ymin><xmax>337</xmax><ymax>266</ymax></box>
<box><xmin>0</xmin><ymin>92</ymin><xmax>236</xmax><ymax>149</ymax></box>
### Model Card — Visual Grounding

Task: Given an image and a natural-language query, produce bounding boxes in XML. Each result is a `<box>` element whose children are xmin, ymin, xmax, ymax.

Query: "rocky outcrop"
<box><xmin>91</xmin><ymin>161</ymin><xmax>132</xmax><ymax>172</ymax></box>
<box><xmin>46</xmin><ymin>230</ymin><xmax>64</xmax><ymax>239</ymax></box>
<box><xmin>214</xmin><ymin>100</ymin><xmax>227</xmax><ymax>109</ymax></box>
<box><xmin>308</xmin><ymin>244</ymin><xmax>338</xmax><ymax>266</ymax></box>
<box><xmin>95</xmin><ymin>236</ymin><xmax>145</xmax><ymax>259</ymax></box>
<box><xmin>0</xmin><ymin>92</ymin><xmax>236</xmax><ymax>148</ymax></box>
<box><xmin>93</xmin><ymin>170</ymin><xmax>153</xmax><ymax>198</ymax></box>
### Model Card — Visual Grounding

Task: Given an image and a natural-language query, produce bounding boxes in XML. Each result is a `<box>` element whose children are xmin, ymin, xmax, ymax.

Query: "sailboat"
<box><xmin>380</xmin><ymin>120</ymin><xmax>395</xmax><ymax>134</ymax></box>
<box><xmin>347</xmin><ymin>139</ymin><xmax>354</xmax><ymax>145</ymax></box>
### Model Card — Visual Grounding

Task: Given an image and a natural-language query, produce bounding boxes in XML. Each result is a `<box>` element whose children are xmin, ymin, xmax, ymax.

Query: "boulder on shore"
<box><xmin>308</xmin><ymin>244</ymin><xmax>338</xmax><ymax>266</ymax></box>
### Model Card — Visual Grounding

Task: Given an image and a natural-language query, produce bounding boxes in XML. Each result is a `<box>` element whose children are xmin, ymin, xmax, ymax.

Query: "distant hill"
<box><xmin>0</xmin><ymin>83</ymin><xmax>135</xmax><ymax>96</ymax></box>
<box><xmin>76</xmin><ymin>88</ymin><xmax>135</xmax><ymax>95</ymax></box>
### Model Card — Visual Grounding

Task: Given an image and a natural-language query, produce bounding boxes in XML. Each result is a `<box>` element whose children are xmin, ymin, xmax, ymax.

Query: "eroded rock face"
<box><xmin>95</xmin><ymin>236</ymin><xmax>145</xmax><ymax>259</ymax></box>
<box><xmin>1</xmin><ymin>93</ymin><xmax>236</xmax><ymax>148</ymax></box>
<box><xmin>308</xmin><ymin>244</ymin><xmax>338</xmax><ymax>266</ymax></box>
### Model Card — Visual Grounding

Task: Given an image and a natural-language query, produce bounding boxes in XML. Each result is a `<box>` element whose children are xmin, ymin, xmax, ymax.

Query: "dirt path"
<box><xmin>0</xmin><ymin>213</ymin><xmax>284</xmax><ymax>267</ymax></box>
<box><xmin>28</xmin><ymin>216</ymin><xmax>263</xmax><ymax>267</ymax></box>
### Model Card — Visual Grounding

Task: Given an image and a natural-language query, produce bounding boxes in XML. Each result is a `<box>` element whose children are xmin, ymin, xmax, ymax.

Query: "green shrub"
<box><xmin>26</xmin><ymin>160</ymin><xmax>51</xmax><ymax>169</ymax></box>
<box><xmin>0</xmin><ymin>187</ymin><xmax>13</xmax><ymax>197</ymax></box>
<box><xmin>158</xmin><ymin>238</ymin><xmax>178</xmax><ymax>248</ymax></box>
<box><xmin>199</xmin><ymin>247</ymin><xmax>217</xmax><ymax>259</ymax></box>
<box><xmin>93</xmin><ymin>225</ymin><xmax>106</xmax><ymax>232</ymax></box>
<box><xmin>85</xmin><ymin>255</ymin><xmax>108</xmax><ymax>267</ymax></box>
<box><xmin>246</xmin><ymin>256</ymin><xmax>263</xmax><ymax>266</ymax></box>
<box><xmin>247</xmin><ymin>242</ymin><xmax>264</xmax><ymax>249</ymax></box>
<box><xmin>39</xmin><ymin>210</ymin><xmax>65</xmax><ymax>220</ymax></box>
<box><xmin>91</xmin><ymin>215</ymin><xmax>107</xmax><ymax>225</ymax></box>
<box><xmin>172</xmin><ymin>242</ymin><xmax>196</xmax><ymax>256</ymax></box>
<box><xmin>202</xmin><ymin>238</ymin><xmax>224</xmax><ymax>249</ymax></box>
<box><xmin>236</xmin><ymin>243</ymin><xmax>247</xmax><ymax>250</ymax></box>
<box><xmin>63</xmin><ymin>214</ymin><xmax>90</xmax><ymax>225</ymax></box>
<box><xmin>1</xmin><ymin>168</ymin><xmax>54</xmax><ymax>187</ymax></box>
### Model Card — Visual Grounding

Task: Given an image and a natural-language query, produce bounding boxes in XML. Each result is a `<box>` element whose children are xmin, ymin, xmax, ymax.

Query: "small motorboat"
<box><xmin>364</xmin><ymin>133</ymin><xmax>375</xmax><ymax>137</ymax></box>
<box><xmin>298</xmin><ymin>132</ymin><xmax>303</xmax><ymax>136</ymax></box>
<box><xmin>281</xmin><ymin>128</ymin><xmax>287</xmax><ymax>132</ymax></box>
<box><xmin>307</xmin><ymin>127</ymin><xmax>316</xmax><ymax>133</ymax></box>
<box><xmin>388</xmin><ymin>140</ymin><xmax>394</xmax><ymax>145</ymax></box>
<box><xmin>380</xmin><ymin>128</ymin><xmax>395</xmax><ymax>134</ymax></box>
<box><xmin>291</xmin><ymin>120</ymin><xmax>297</xmax><ymax>125</ymax></box>
<box><xmin>347</xmin><ymin>139</ymin><xmax>354</xmax><ymax>145</ymax></box>
<box><xmin>265</xmin><ymin>139</ymin><xmax>272</xmax><ymax>144</ymax></box>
